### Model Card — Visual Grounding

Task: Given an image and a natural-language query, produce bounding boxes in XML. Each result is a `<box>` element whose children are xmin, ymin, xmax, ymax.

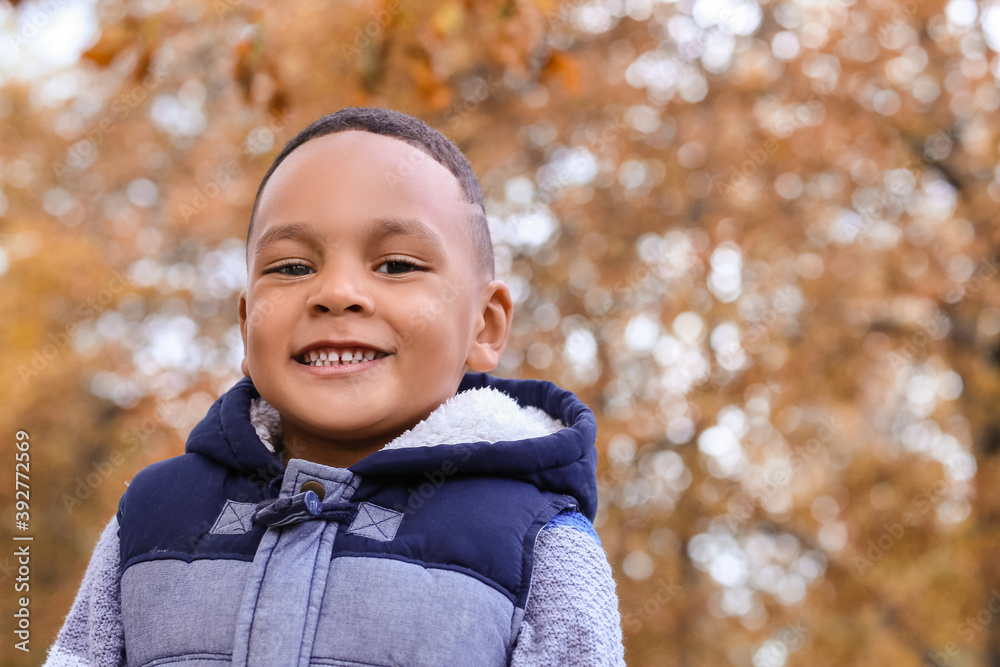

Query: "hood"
<box><xmin>185</xmin><ymin>373</ymin><xmax>600</xmax><ymax>519</ymax></box>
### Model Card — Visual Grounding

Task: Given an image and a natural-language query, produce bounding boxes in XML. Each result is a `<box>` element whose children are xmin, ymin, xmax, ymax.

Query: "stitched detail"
<box><xmin>515</xmin><ymin>497</ymin><xmax>577</xmax><ymax>612</ymax></box>
<box><xmin>330</xmin><ymin>552</ymin><xmax>516</xmax><ymax>603</ymax></box>
<box><xmin>345</xmin><ymin>502</ymin><xmax>403</xmax><ymax>542</ymax></box>
<box><xmin>121</xmin><ymin>552</ymin><xmax>256</xmax><ymax>572</ymax></box>
<box><xmin>209</xmin><ymin>500</ymin><xmax>258</xmax><ymax>535</ymax></box>
<box><xmin>222</xmin><ymin>381</ymin><xmax>253</xmax><ymax>472</ymax></box>
<box><xmin>143</xmin><ymin>651</ymin><xmax>233</xmax><ymax>665</ymax></box>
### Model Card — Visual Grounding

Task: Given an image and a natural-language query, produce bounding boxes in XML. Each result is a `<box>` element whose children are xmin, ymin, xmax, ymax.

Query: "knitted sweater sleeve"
<box><xmin>511</xmin><ymin>511</ymin><xmax>626</xmax><ymax>666</ymax></box>
<box><xmin>43</xmin><ymin>515</ymin><xmax>125</xmax><ymax>667</ymax></box>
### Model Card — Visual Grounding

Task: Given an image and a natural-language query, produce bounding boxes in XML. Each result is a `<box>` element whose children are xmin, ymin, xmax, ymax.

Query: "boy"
<box><xmin>45</xmin><ymin>107</ymin><xmax>625</xmax><ymax>666</ymax></box>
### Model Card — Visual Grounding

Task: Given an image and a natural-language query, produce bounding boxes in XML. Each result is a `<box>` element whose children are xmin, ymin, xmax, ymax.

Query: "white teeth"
<box><xmin>302</xmin><ymin>347</ymin><xmax>381</xmax><ymax>366</ymax></box>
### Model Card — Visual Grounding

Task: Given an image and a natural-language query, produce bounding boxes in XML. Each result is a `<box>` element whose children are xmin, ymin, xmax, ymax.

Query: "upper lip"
<box><xmin>292</xmin><ymin>340</ymin><xmax>389</xmax><ymax>361</ymax></box>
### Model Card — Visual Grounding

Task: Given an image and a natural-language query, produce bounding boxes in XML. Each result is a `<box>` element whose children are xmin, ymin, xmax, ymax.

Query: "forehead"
<box><xmin>252</xmin><ymin>130</ymin><xmax>471</xmax><ymax>252</ymax></box>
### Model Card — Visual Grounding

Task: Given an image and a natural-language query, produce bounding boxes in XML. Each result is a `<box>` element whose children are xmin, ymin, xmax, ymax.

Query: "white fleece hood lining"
<box><xmin>249</xmin><ymin>386</ymin><xmax>566</xmax><ymax>455</ymax></box>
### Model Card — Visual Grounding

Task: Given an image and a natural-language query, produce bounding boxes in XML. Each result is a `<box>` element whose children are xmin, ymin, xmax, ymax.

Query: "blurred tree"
<box><xmin>3</xmin><ymin>0</ymin><xmax>1000</xmax><ymax>665</ymax></box>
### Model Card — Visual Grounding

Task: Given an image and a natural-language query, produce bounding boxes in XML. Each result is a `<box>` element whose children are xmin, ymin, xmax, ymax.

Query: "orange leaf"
<box><xmin>430</xmin><ymin>2</ymin><xmax>464</xmax><ymax>37</ymax></box>
<box><xmin>541</xmin><ymin>49</ymin><xmax>581</xmax><ymax>95</ymax></box>
<box><xmin>82</xmin><ymin>24</ymin><xmax>136</xmax><ymax>67</ymax></box>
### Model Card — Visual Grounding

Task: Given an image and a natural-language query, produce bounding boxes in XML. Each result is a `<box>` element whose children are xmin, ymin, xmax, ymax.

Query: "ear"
<box><xmin>466</xmin><ymin>280</ymin><xmax>513</xmax><ymax>372</ymax></box>
<box><xmin>238</xmin><ymin>289</ymin><xmax>251</xmax><ymax>378</ymax></box>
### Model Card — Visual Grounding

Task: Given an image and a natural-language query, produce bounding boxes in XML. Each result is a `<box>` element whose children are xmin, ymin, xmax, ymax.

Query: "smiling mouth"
<box><xmin>295</xmin><ymin>347</ymin><xmax>389</xmax><ymax>367</ymax></box>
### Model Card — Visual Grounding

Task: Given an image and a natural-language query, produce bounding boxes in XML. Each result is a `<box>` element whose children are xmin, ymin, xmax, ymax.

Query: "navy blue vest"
<box><xmin>116</xmin><ymin>373</ymin><xmax>598</xmax><ymax>667</ymax></box>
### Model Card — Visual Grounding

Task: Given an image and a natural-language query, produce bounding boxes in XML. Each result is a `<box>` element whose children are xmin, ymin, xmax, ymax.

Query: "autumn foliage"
<box><xmin>3</xmin><ymin>0</ymin><xmax>1000</xmax><ymax>664</ymax></box>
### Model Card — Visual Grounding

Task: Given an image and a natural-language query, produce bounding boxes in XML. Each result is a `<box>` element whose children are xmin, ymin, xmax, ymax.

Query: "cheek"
<box><xmin>245</xmin><ymin>320</ymin><xmax>280</xmax><ymax>360</ymax></box>
<box><xmin>414</xmin><ymin>291</ymin><xmax>449</xmax><ymax>319</ymax></box>
<box><xmin>391</xmin><ymin>294</ymin><xmax>444</xmax><ymax>336</ymax></box>
<box><xmin>388</xmin><ymin>289</ymin><xmax>475</xmax><ymax>352</ymax></box>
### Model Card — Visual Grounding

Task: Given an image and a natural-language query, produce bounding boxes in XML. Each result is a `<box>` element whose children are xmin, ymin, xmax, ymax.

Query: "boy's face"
<box><xmin>239</xmin><ymin>130</ymin><xmax>511</xmax><ymax>463</ymax></box>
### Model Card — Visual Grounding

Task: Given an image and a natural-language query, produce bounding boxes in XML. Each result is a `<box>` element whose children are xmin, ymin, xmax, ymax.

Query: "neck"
<box><xmin>279</xmin><ymin>425</ymin><xmax>397</xmax><ymax>469</ymax></box>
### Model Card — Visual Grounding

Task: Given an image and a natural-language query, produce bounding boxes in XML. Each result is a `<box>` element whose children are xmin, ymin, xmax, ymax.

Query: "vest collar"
<box><xmin>185</xmin><ymin>373</ymin><xmax>599</xmax><ymax>519</ymax></box>
<box><xmin>249</xmin><ymin>382</ymin><xmax>566</xmax><ymax>455</ymax></box>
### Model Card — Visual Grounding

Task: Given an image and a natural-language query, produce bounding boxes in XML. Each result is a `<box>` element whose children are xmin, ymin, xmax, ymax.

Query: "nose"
<box><xmin>305</xmin><ymin>264</ymin><xmax>375</xmax><ymax>315</ymax></box>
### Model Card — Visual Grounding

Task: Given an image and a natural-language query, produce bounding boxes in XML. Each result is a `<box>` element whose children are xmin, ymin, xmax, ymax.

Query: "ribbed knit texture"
<box><xmin>513</xmin><ymin>525</ymin><xmax>626</xmax><ymax>666</ymax></box>
<box><xmin>43</xmin><ymin>516</ymin><xmax>123</xmax><ymax>666</ymax></box>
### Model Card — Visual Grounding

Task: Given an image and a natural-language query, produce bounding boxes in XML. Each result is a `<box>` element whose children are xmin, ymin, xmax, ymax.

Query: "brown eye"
<box><xmin>376</xmin><ymin>259</ymin><xmax>423</xmax><ymax>274</ymax></box>
<box><xmin>266</xmin><ymin>263</ymin><xmax>312</xmax><ymax>276</ymax></box>
<box><xmin>382</xmin><ymin>261</ymin><xmax>414</xmax><ymax>274</ymax></box>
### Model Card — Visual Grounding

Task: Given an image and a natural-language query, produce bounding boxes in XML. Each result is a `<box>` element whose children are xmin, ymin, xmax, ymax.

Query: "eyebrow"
<box><xmin>253</xmin><ymin>217</ymin><xmax>447</xmax><ymax>259</ymax></box>
<box><xmin>253</xmin><ymin>222</ymin><xmax>321</xmax><ymax>258</ymax></box>
<box><xmin>362</xmin><ymin>216</ymin><xmax>446</xmax><ymax>252</ymax></box>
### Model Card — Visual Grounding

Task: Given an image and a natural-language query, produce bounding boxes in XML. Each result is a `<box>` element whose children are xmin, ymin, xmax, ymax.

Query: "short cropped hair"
<box><xmin>246</xmin><ymin>107</ymin><xmax>494</xmax><ymax>277</ymax></box>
